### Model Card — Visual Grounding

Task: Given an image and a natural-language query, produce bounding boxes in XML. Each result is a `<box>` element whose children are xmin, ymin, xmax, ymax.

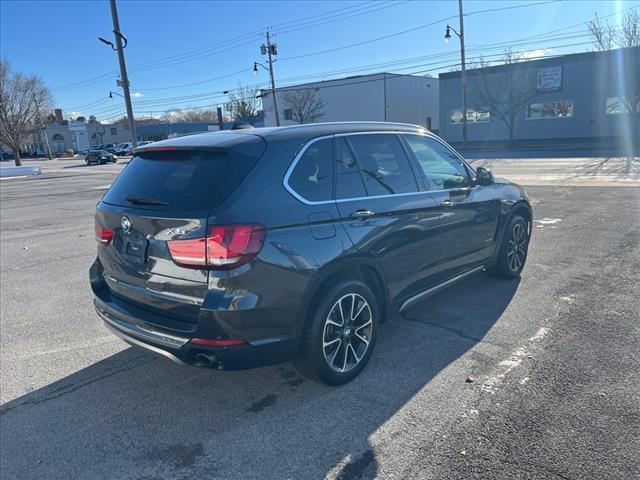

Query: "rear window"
<box><xmin>102</xmin><ymin>141</ymin><xmax>264</xmax><ymax>210</ymax></box>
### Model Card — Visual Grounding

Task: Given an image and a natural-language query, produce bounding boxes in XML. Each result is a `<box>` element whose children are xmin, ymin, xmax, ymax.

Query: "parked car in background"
<box><xmin>114</xmin><ymin>142</ymin><xmax>133</xmax><ymax>156</ymax></box>
<box><xmin>85</xmin><ymin>149</ymin><xmax>118</xmax><ymax>165</ymax></box>
<box><xmin>91</xmin><ymin>122</ymin><xmax>532</xmax><ymax>385</ymax></box>
<box><xmin>98</xmin><ymin>144</ymin><xmax>117</xmax><ymax>154</ymax></box>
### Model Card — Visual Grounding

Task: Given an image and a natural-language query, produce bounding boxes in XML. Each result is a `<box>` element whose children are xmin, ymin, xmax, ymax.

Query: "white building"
<box><xmin>261</xmin><ymin>72</ymin><xmax>439</xmax><ymax>131</ymax></box>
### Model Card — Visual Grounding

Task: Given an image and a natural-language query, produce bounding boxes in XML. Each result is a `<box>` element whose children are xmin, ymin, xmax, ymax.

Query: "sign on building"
<box><xmin>537</xmin><ymin>66</ymin><xmax>562</xmax><ymax>92</ymax></box>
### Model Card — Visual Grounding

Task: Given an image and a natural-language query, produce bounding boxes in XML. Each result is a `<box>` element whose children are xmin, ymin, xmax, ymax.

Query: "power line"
<box><xmin>53</xmin><ymin>72</ymin><xmax>117</xmax><ymax>91</ymax></box>
<box><xmin>62</xmin><ymin>97</ymin><xmax>111</xmax><ymax>112</ymax></box>
<box><xmin>273</xmin><ymin>1</ymin><xmax>407</xmax><ymax>35</ymax></box>
<box><xmin>135</xmin><ymin>68</ymin><xmax>252</xmax><ymax>92</ymax></box>
<box><xmin>86</xmin><ymin>33</ymin><xmax>598</xmax><ymax>117</ymax></box>
<box><xmin>94</xmin><ymin>38</ymin><xmax>594</xmax><ymax>119</ymax></box>
<box><xmin>64</xmin><ymin>2</ymin><xmax>638</xmax><ymax>113</ymax></box>
<box><xmin>51</xmin><ymin>1</ymin><xmax>407</xmax><ymax>92</ymax></box>
<box><xmin>277</xmin><ymin>0</ymin><xmax>562</xmax><ymax>63</ymax></box>
<box><xmin>53</xmin><ymin>1</ymin><xmax>637</xmax><ymax>95</ymax></box>
<box><xmin>76</xmin><ymin>25</ymin><xmax>605</xmax><ymax>117</ymax></box>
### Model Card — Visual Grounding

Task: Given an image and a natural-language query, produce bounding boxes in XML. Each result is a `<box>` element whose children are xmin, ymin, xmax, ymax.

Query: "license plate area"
<box><xmin>122</xmin><ymin>233</ymin><xmax>148</xmax><ymax>265</ymax></box>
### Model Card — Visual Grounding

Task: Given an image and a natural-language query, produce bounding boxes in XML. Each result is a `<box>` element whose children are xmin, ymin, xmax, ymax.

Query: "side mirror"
<box><xmin>475</xmin><ymin>166</ymin><xmax>494</xmax><ymax>186</ymax></box>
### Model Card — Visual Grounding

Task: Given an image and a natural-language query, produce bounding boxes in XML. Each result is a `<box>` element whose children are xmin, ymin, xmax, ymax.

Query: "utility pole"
<box><xmin>445</xmin><ymin>0</ymin><xmax>468</xmax><ymax>148</ymax></box>
<box><xmin>265</xmin><ymin>30</ymin><xmax>280</xmax><ymax>127</ymax></box>
<box><xmin>458</xmin><ymin>0</ymin><xmax>468</xmax><ymax>148</ymax></box>
<box><xmin>216</xmin><ymin>106</ymin><xmax>224</xmax><ymax>130</ymax></box>
<box><xmin>106</xmin><ymin>0</ymin><xmax>137</xmax><ymax>147</ymax></box>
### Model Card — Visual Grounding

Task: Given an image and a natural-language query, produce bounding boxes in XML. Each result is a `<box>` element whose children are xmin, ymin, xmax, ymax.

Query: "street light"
<box><xmin>98</xmin><ymin>37</ymin><xmax>115</xmax><ymax>49</ymax></box>
<box><xmin>253</xmin><ymin>61</ymin><xmax>269</xmax><ymax>75</ymax></box>
<box><xmin>444</xmin><ymin>25</ymin><xmax>452</xmax><ymax>44</ymax></box>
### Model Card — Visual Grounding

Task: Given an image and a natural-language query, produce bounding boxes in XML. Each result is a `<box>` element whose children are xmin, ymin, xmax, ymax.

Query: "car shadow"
<box><xmin>0</xmin><ymin>273</ymin><xmax>520</xmax><ymax>480</ymax></box>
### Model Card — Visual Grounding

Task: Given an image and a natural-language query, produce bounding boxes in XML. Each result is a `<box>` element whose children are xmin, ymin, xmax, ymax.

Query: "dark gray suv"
<box><xmin>90</xmin><ymin>122</ymin><xmax>532</xmax><ymax>385</ymax></box>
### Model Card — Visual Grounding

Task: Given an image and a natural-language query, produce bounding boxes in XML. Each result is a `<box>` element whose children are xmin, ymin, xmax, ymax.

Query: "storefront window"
<box><xmin>606</xmin><ymin>97</ymin><xmax>638</xmax><ymax>115</ymax></box>
<box><xmin>526</xmin><ymin>101</ymin><xmax>574</xmax><ymax>119</ymax></box>
<box><xmin>450</xmin><ymin>108</ymin><xmax>490</xmax><ymax>124</ymax></box>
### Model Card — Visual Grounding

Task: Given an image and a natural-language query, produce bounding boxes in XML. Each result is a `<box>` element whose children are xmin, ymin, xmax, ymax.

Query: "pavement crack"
<box><xmin>0</xmin><ymin>355</ymin><xmax>153</xmax><ymax>416</ymax></box>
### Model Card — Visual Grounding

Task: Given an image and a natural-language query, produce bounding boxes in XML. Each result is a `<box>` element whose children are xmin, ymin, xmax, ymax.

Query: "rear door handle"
<box><xmin>441</xmin><ymin>200</ymin><xmax>455</xmax><ymax>208</ymax></box>
<box><xmin>349</xmin><ymin>209</ymin><xmax>375</xmax><ymax>220</ymax></box>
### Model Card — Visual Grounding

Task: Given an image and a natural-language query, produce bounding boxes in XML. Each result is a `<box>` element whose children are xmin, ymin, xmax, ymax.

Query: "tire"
<box><xmin>294</xmin><ymin>280</ymin><xmax>379</xmax><ymax>386</ymax></box>
<box><xmin>85</xmin><ymin>159</ymin><xmax>91</xmax><ymax>165</ymax></box>
<box><xmin>487</xmin><ymin>214</ymin><xmax>529</xmax><ymax>278</ymax></box>
<box><xmin>112</xmin><ymin>158</ymin><xmax>117</xmax><ymax>163</ymax></box>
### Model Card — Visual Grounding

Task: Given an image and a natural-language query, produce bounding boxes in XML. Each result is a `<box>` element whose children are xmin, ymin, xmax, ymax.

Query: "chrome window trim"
<box><xmin>283</xmin><ymin>135</ymin><xmax>334</xmax><ymax>206</ymax></box>
<box><xmin>282</xmin><ymin>130</ymin><xmax>474</xmax><ymax>206</ymax></box>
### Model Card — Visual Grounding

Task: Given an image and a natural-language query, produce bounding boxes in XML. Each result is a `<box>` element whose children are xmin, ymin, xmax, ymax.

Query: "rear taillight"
<box><xmin>95</xmin><ymin>221</ymin><xmax>114</xmax><ymax>245</ymax></box>
<box><xmin>167</xmin><ymin>224</ymin><xmax>265</xmax><ymax>269</ymax></box>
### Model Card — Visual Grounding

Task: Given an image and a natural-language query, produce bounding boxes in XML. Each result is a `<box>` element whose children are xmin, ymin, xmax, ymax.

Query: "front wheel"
<box><xmin>295</xmin><ymin>280</ymin><xmax>379</xmax><ymax>385</ymax></box>
<box><xmin>487</xmin><ymin>214</ymin><xmax>529</xmax><ymax>278</ymax></box>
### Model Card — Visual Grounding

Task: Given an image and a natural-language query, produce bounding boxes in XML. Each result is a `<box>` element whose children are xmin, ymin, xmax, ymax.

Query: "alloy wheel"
<box><xmin>322</xmin><ymin>293</ymin><xmax>373</xmax><ymax>373</ymax></box>
<box><xmin>507</xmin><ymin>222</ymin><xmax>527</xmax><ymax>272</ymax></box>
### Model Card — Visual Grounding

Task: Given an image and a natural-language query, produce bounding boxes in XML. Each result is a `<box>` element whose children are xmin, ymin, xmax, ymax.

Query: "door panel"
<box><xmin>427</xmin><ymin>187</ymin><xmax>499</xmax><ymax>277</ymax></box>
<box><xmin>336</xmin><ymin>194</ymin><xmax>445</xmax><ymax>301</ymax></box>
<box><xmin>401</xmin><ymin>134</ymin><xmax>499</xmax><ymax>276</ymax></box>
<box><xmin>334</xmin><ymin>134</ymin><xmax>448</xmax><ymax>302</ymax></box>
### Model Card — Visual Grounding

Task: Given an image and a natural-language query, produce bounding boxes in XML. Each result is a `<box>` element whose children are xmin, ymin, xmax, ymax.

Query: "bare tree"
<box><xmin>468</xmin><ymin>50</ymin><xmax>536</xmax><ymax>143</ymax></box>
<box><xmin>112</xmin><ymin>116</ymin><xmax>130</xmax><ymax>128</ymax></box>
<box><xmin>0</xmin><ymin>59</ymin><xmax>53</xmax><ymax>165</ymax></box>
<box><xmin>227</xmin><ymin>82</ymin><xmax>261</xmax><ymax>125</ymax></box>
<box><xmin>587</xmin><ymin>13</ymin><xmax>616</xmax><ymax>51</ymax></box>
<box><xmin>588</xmin><ymin>10</ymin><xmax>639</xmax><ymax>50</ymax></box>
<box><xmin>282</xmin><ymin>88</ymin><xmax>326</xmax><ymax>124</ymax></box>
<box><xmin>617</xmin><ymin>9</ymin><xmax>640</xmax><ymax>48</ymax></box>
<box><xmin>102</xmin><ymin>115</ymin><xmax>150</xmax><ymax>127</ymax></box>
<box><xmin>161</xmin><ymin>108</ymin><xmax>218</xmax><ymax>123</ymax></box>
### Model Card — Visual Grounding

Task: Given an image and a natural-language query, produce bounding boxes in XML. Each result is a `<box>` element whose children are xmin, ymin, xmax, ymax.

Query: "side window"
<box><xmin>347</xmin><ymin>134</ymin><xmax>418</xmax><ymax>196</ymax></box>
<box><xmin>335</xmin><ymin>137</ymin><xmax>366</xmax><ymax>200</ymax></box>
<box><xmin>288</xmin><ymin>138</ymin><xmax>333</xmax><ymax>202</ymax></box>
<box><xmin>404</xmin><ymin>135</ymin><xmax>470</xmax><ymax>190</ymax></box>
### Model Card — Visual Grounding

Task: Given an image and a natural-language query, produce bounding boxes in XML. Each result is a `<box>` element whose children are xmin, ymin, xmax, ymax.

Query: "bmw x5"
<box><xmin>90</xmin><ymin>122</ymin><xmax>532</xmax><ymax>385</ymax></box>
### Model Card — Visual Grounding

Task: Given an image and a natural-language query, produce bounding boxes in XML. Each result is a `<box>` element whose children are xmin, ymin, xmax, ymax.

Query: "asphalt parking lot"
<box><xmin>1</xmin><ymin>155</ymin><xmax>639</xmax><ymax>479</ymax></box>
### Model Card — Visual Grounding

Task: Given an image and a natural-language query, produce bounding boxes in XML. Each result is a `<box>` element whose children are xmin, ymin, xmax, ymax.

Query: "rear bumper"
<box><xmin>93</xmin><ymin>294</ymin><xmax>298</xmax><ymax>370</ymax></box>
<box><xmin>101</xmin><ymin>312</ymin><xmax>187</xmax><ymax>366</ymax></box>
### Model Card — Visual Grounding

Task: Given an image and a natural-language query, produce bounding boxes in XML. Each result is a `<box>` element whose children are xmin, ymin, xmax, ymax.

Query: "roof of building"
<box><xmin>260</xmin><ymin>71</ymin><xmax>436</xmax><ymax>97</ymax></box>
<box><xmin>439</xmin><ymin>46</ymin><xmax>639</xmax><ymax>79</ymax></box>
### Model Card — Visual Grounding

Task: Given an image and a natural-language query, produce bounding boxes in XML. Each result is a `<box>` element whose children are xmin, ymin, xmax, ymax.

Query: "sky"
<box><xmin>1</xmin><ymin>0</ymin><xmax>638</xmax><ymax>121</ymax></box>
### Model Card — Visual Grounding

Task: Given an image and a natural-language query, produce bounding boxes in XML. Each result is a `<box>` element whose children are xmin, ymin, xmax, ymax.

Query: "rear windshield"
<box><xmin>102</xmin><ymin>139</ymin><xmax>264</xmax><ymax>210</ymax></box>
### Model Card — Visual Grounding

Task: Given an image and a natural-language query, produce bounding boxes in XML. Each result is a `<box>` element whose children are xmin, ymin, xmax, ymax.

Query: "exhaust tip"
<box><xmin>194</xmin><ymin>352</ymin><xmax>219</xmax><ymax>368</ymax></box>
